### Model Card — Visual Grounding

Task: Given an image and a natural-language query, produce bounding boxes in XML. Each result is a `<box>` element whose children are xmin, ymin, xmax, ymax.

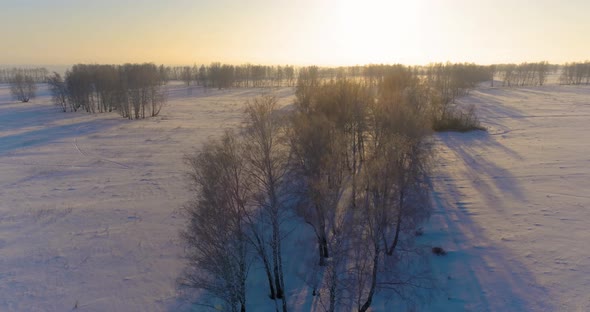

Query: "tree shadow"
<box><xmin>0</xmin><ymin>101</ymin><xmax>90</xmax><ymax>134</ymax></box>
<box><xmin>0</xmin><ymin>119</ymin><xmax>120</xmax><ymax>156</ymax></box>
<box><xmin>461</xmin><ymin>89</ymin><xmax>529</xmax><ymax>119</ymax></box>
<box><xmin>426</xmin><ymin>175</ymin><xmax>554</xmax><ymax>311</ymax></box>
<box><xmin>426</xmin><ymin>89</ymin><xmax>555</xmax><ymax>309</ymax></box>
<box><xmin>436</xmin><ymin>131</ymin><xmax>524</xmax><ymax>211</ymax></box>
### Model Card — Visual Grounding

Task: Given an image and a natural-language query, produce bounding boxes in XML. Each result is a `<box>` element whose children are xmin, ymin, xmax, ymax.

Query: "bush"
<box><xmin>9</xmin><ymin>73</ymin><xmax>36</xmax><ymax>103</ymax></box>
<box><xmin>433</xmin><ymin>104</ymin><xmax>486</xmax><ymax>132</ymax></box>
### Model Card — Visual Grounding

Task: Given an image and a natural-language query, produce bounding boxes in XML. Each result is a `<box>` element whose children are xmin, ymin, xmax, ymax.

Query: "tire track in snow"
<box><xmin>74</xmin><ymin>124</ymin><xmax>131</xmax><ymax>170</ymax></box>
<box><xmin>0</xmin><ymin>161</ymin><xmax>122</xmax><ymax>170</ymax></box>
<box><xmin>431</xmin><ymin>172</ymin><xmax>590</xmax><ymax>182</ymax></box>
<box><xmin>486</xmin><ymin>114</ymin><xmax>590</xmax><ymax>119</ymax></box>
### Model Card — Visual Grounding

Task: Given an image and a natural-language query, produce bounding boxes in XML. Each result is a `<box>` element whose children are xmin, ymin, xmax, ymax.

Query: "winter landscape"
<box><xmin>2</xmin><ymin>1</ymin><xmax>590</xmax><ymax>312</ymax></box>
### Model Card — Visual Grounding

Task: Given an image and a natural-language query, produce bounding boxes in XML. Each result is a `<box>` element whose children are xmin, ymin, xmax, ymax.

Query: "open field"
<box><xmin>427</xmin><ymin>85</ymin><xmax>590</xmax><ymax>311</ymax></box>
<box><xmin>1</xmin><ymin>82</ymin><xmax>589</xmax><ymax>311</ymax></box>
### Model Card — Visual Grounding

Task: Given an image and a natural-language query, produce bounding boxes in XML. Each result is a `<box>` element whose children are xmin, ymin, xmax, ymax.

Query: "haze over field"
<box><xmin>1</xmin><ymin>0</ymin><xmax>590</xmax><ymax>66</ymax></box>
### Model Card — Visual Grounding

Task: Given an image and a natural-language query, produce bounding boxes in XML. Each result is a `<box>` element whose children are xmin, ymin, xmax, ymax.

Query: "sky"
<box><xmin>0</xmin><ymin>0</ymin><xmax>589</xmax><ymax>66</ymax></box>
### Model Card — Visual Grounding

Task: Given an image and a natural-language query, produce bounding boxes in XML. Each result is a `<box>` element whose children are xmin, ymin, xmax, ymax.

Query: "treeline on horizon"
<box><xmin>6</xmin><ymin>61</ymin><xmax>590</xmax><ymax>122</ymax></box>
<box><xmin>5</xmin><ymin>61</ymin><xmax>590</xmax><ymax>87</ymax></box>
<box><xmin>0</xmin><ymin>67</ymin><xmax>49</xmax><ymax>83</ymax></box>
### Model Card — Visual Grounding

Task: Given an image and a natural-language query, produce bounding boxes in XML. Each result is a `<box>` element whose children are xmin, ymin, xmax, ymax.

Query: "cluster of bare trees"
<box><xmin>182</xmin><ymin>96</ymin><xmax>291</xmax><ymax>312</ymax></box>
<box><xmin>497</xmin><ymin>62</ymin><xmax>550</xmax><ymax>87</ymax></box>
<box><xmin>5</xmin><ymin>68</ymin><xmax>47</xmax><ymax>103</ymax></box>
<box><xmin>292</xmin><ymin>68</ymin><xmax>434</xmax><ymax>312</ymax></box>
<box><xmin>48</xmin><ymin>63</ymin><xmax>166</xmax><ymax>119</ymax></box>
<box><xmin>163</xmin><ymin>64</ymin><xmax>297</xmax><ymax>89</ymax></box>
<box><xmin>423</xmin><ymin>63</ymin><xmax>491</xmax><ymax>104</ymax></box>
<box><xmin>9</xmin><ymin>73</ymin><xmax>37</xmax><ymax>102</ymax></box>
<box><xmin>560</xmin><ymin>61</ymin><xmax>590</xmax><ymax>85</ymax></box>
<box><xmin>182</xmin><ymin>66</ymin><xmax>435</xmax><ymax>311</ymax></box>
<box><xmin>0</xmin><ymin>67</ymin><xmax>48</xmax><ymax>83</ymax></box>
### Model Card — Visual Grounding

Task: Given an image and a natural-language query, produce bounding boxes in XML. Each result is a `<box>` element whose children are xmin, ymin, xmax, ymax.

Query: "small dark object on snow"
<box><xmin>432</xmin><ymin>246</ymin><xmax>446</xmax><ymax>256</ymax></box>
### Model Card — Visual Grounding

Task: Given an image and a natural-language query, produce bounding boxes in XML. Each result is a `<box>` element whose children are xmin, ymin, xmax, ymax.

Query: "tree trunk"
<box><xmin>359</xmin><ymin>247</ymin><xmax>379</xmax><ymax>312</ymax></box>
<box><xmin>318</xmin><ymin>234</ymin><xmax>329</xmax><ymax>266</ymax></box>
<box><xmin>278</xmin><ymin>234</ymin><xmax>288</xmax><ymax>312</ymax></box>
<box><xmin>263</xmin><ymin>254</ymin><xmax>277</xmax><ymax>299</ymax></box>
<box><xmin>387</xmin><ymin>191</ymin><xmax>404</xmax><ymax>256</ymax></box>
<box><xmin>318</xmin><ymin>238</ymin><xmax>326</xmax><ymax>266</ymax></box>
<box><xmin>328</xmin><ymin>264</ymin><xmax>337</xmax><ymax>312</ymax></box>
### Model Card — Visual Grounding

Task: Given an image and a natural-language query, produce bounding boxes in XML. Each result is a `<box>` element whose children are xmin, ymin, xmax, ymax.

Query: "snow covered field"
<box><xmin>0</xmin><ymin>84</ymin><xmax>294</xmax><ymax>311</ymax></box>
<box><xmin>1</xmin><ymin>82</ymin><xmax>589</xmax><ymax>311</ymax></box>
<box><xmin>427</xmin><ymin>85</ymin><xmax>590</xmax><ymax>311</ymax></box>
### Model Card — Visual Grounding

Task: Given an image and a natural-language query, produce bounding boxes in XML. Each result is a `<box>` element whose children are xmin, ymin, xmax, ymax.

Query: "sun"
<box><xmin>316</xmin><ymin>0</ymin><xmax>424</xmax><ymax>65</ymax></box>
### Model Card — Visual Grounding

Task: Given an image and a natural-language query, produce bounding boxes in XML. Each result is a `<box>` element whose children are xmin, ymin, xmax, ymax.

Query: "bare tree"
<box><xmin>47</xmin><ymin>73</ymin><xmax>68</xmax><ymax>112</ymax></box>
<box><xmin>242</xmin><ymin>96</ymin><xmax>290</xmax><ymax>312</ymax></box>
<box><xmin>537</xmin><ymin>61</ymin><xmax>549</xmax><ymax>86</ymax></box>
<box><xmin>351</xmin><ymin>89</ymin><xmax>433</xmax><ymax>312</ymax></box>
<box><xmin>489</xmin><ymin>65</ymin><xmax>497</xmax><ymax>87</ymax></box>
<box><xmin>9</xmin><ymin>73</ymin><xmax>37</xmax><ymax>102</ymax></box>
<box><xmin>289</xmin><ymin>110</ymin><xmax>346</xmax><ymax>267</ymax></box>
<box><xmin>181</xmin><ymin>131</ymin><xmax>252</xmax><ymax>312</ymax></box>
<box><xmin>181</xmin><ymin>66</ymin><xmax>192</xmax><ymax>87</ymax></box>
<box><xmin>64</xmin><ymin>63</ymin><xmax>166</xmax><ymax>119</ymax></box>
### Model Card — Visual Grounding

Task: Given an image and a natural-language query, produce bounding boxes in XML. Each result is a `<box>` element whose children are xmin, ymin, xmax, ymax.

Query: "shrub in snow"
<box><xmin>9</xmin><ymin>73</ymin><xmax>36</xmax><ymax>103</ymax></box>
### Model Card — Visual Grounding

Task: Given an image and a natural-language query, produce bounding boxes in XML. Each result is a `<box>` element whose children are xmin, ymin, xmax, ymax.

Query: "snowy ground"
<box><xmin>427</xmin><ymin>85</ymin><xmax>590</xmax><ymax>311</ymax></box>
<box><xmin>1</xmin><ymin>82</ymin><xmax>589</xmax><ymax>311</ymax></box>
<box><xmin>0</xmin><ymin>83</ymin><xmax>295</xmax><ymax>312</ymax></box>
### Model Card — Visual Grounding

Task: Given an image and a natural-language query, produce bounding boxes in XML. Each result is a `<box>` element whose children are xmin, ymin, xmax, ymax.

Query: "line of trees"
<box><xmin>47</xmin><ymin>63</ymin><xmax>166</xmax><ymax>119</ymax></box>
<box><xmin>163</xmin><ymin>64</ymin><xmax>297</xmax><ymax>89</ymax></box>
<box><xmin>0</xmin><ymin>67</ymin><xmax>48</xmax><ymax>83</ymax></box>
<box><xmin>161</xmin><ymin>63</ymin><xmax>492</xmax><ymax>91</ymax></box>
<box><xmin>181</xmin><ymin>66</ymin><xmax>437</xmax><ymax>311</ymax></box>
<box><xmin>560</xmin><ymin>61</ymin><xmax>590</xmax><ymax>85</ymax></box>
<box><xmin>423</xmin><ymin>62</ymin><xmax>491</xmax><ymax>104</ymax></box>
<box><xmin>497</xmin><ymin>62</ymin><xmax>550</xmax><ymax>87</ymax></box>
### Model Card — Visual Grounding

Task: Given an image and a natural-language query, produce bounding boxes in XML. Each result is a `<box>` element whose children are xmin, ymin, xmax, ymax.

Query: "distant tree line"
<box><xmin>0</xmin><ymin>67</ymin><xmax>48</xmax><ymax>83</ymax></box>
<box><xmin>496</xmin><ymin>62</ymin><xmax>550</xmax><ymax>87</ymax></box>
<box><xmin>47</xmin><ymin>63</ymin><xmax>167</xmax><ymax>119</ymax></box>
<box><xmin>560</xmin><ymin>61</ymin><xmax>590</xmax><ymax>85</ymax></box>
<box><xmin>423</xmin><ymin>62</ymin><xmax>491</xmax><ymax>104</ymax></box>
<box><xmin>162</xmin><ymin>64</ymin><xmax>297</xmax><ymax>88</ymax></box>
<box><xmin>160</xmin><ymin>63</ymin><xmax>494</xmax><ymax>91</ymax></box>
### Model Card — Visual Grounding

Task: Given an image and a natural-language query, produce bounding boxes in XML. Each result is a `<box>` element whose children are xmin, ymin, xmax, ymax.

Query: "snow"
<box><xmin>0</xmin><ymin>83</ymin><xmax>295</xmax><ymax>312</ymax></box>
<box><xmin>1</xmin><ymin>81</ymin><xmax>589</xmax><ymax>311</ymax></box>
<box><xmin>426</xmin><ymin>85</ymin><xmax>590</xmax><ymax>311</ymax></box>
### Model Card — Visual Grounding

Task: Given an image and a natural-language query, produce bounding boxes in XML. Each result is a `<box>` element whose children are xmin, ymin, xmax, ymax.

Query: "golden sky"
<box><xmin>1</xmin><ymin>0</ymin><xmax>588</xmax><ymax>66</ymax></box>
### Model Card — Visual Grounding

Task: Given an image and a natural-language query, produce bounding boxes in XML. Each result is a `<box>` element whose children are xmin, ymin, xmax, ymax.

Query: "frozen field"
<box><xmin>428</xmin><ymin>85</ymin><xmax>590</xmax><ymax>311</ymax></box>
<box><xmin>0</xmin><ymin>84</ymin><xmax>295</xmax><ymax>311</ymax></box>
<box><xmin>1</xmin><ymin>82</ymin><xmax>589</xmax><ymax>311</ymax></box>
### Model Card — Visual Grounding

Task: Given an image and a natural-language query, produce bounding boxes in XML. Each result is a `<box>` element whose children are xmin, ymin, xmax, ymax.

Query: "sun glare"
<box><xmin>318</xmin><ymin>0</ymin><xmax>423</xmax><ymax>65</ymax></box>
